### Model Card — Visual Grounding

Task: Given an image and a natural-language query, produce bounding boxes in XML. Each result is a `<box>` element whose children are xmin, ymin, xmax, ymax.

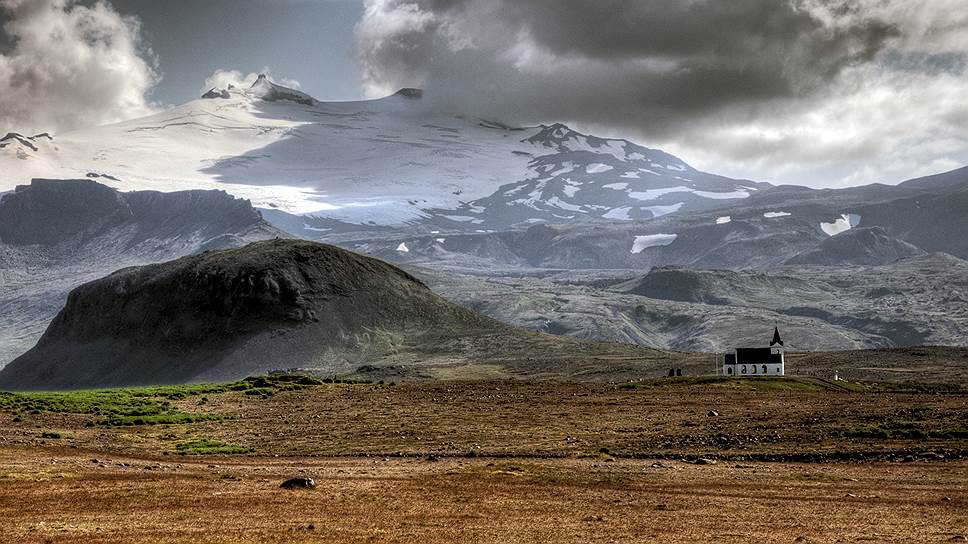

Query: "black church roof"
<box><xmin>735</xmin><ymin>347</ymin><xmax>783</xmax><ymax>365</ymax></box>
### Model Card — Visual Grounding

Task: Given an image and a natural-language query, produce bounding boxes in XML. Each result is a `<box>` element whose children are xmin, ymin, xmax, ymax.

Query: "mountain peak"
<box><xmin>393</xmin><ymin>88</ymin><xmax>423</xmax><ymax>99</ymax></box>
<box><xmin>247</xmin><ymin>74</ymin><xmax>316</xmax><ymax>106</ymax></box>
<box><xmin>201</xmin><ymin>87</ymin><xmax>231</xmax><ymax>99</ymax></box>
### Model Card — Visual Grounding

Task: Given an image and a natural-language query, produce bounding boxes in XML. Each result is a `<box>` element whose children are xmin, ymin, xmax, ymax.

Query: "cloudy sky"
<box><xmin>1</xmin><ymin>0</ymin><xmax>966</xmax><ymax>188</ymax></box>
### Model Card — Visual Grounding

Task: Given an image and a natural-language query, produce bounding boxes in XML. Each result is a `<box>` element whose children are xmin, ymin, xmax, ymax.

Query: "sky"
<box><xmin>1</xmin><ymin>0</ymin><xmax>967</xmax><ymax>188</ymax></box>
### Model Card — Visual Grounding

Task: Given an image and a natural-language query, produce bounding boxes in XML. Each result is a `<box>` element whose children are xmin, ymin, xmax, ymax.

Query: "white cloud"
<box><xmin>0</xmin><ymin>0</ymin><xmax>159</xmax><ymax>134</ymax></box>
<box><xmin>663</xmin><ymin>65</ymin><xmax>968</xmax><ymax>186</ymax></box>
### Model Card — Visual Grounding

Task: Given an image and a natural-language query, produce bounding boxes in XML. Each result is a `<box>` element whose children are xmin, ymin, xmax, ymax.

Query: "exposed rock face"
<box><xmin>394</xmin><ymin>88</ymin><xmax>423</xmax><ymax>99</ymax></box>
<box><xmin>0</xmin><ymin>132</ymin><xmax>51</xmax><ymax>151</ymax></box>
<box><xmin>202</xmin><ymin>88</ymin><xmax>231</xmax><ymax>99</ymax></box>
<box><xmin>786</xmin><ymin>227</ymin><xmax>925</xmax><ymax>266</ymax></box>
<box><xmin>0</xmin><ymin>179</ymin><xmax>282</xmax><ymax>258</ymax></box>
<box><xmin>248</xmin><ymin>74</ymin><xmax>316</xmax><ymax>106</ymax></box>
<box><xmin>0</xmin><ymin>179</ymin><xmax>131</xmax><ymax>245</ymax></box>
<box><xmin>0</xmin><ymin>240</ymin><xmax>506</xmax><ymax>389</ymax></box>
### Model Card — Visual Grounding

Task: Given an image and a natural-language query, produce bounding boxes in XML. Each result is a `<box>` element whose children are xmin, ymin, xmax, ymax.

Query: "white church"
<box><xmin>722</xmin><ymin>327</ymin><xmax>785</xmax><ymax>376</ymax></box>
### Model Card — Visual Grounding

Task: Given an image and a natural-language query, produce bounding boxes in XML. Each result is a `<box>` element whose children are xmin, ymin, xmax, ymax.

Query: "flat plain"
<box><xmin>0</xmin><ymin>377</ymin><xmax>965</xmax><ymax>542</ymax></box>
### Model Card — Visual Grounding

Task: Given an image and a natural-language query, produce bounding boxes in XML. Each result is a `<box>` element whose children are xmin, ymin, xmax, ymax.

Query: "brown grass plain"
<box><xmin>0</xmin><ymin>378</ymin><xmax>965</xmax><ymax>542</ymax></box>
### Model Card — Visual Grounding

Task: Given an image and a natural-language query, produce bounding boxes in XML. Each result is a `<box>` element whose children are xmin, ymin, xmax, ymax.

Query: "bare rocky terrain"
<box><xmin>413</xmin><ymin>252</ymin><xmax>968</xmax><ymax>352</ymax></box>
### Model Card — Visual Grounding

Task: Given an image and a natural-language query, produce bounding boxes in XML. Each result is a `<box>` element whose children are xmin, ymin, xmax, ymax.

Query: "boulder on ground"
<box><xmin>280</xmin><ymin>477</ymin><xmax>316</xmax><ymax>489</ymax></box>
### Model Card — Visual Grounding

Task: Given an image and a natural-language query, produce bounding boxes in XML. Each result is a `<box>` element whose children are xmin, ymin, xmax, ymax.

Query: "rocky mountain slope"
<box><xmin>785</xmin><ymin>226</ymin><xmax>924</xmax><ymax>265</ymax></box>
<box><xmin>415</xmin><ymin>252</ymin><xmax>968</xmax><ymax>352</ymax></box>
<box><xmin>0</xmin><ymin>179</ymin><xmax>287</xmax><ymax>366</ymax></box>
<box><xmin>0</xmin><ymin>240</ymin><xmax>677</xmax><ymax>389</ymax></box>
<box><xmin>342</xmin><ymin>167</ymin><xmax>967</xmax><ymax>271</ymax></box>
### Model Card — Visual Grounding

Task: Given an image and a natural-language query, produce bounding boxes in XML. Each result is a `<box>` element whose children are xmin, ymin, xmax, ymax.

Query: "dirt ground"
<box><xmin>0</xmin><ymin>378</ymin><xmax>966</xmax><ymax>542</ymax></box>
<box><xmin>0</xmin><ymin>449</ymin><xmax>964</xmax><ymax>543</ymax></box>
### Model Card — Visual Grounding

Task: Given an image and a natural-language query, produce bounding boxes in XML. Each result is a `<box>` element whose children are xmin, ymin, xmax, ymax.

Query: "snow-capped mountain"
<box><xmin>434</xmin><ymin>124</ymin><xmax>766</xmax><ymax>228</ymax></box>
<box><xmin>0</xmin><ymin>76</ymin><xmax>762</xmax><ymax>229</ymax></box>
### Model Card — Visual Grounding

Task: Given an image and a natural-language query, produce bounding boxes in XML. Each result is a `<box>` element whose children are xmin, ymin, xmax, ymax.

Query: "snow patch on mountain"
<box><xmin>693</xmin><ymin>189</ymin><xmax>750</xmax><ymax>199</ymax></box>
<box><xmin>586</xmin><ymin>163</ymin><xmax>613</xmax><ymax>174</ymax></box>
<box><xmin>821</xmin><ymin>213</ymin><xmax>861</xmax><ymax>236</ymax></box>
<box><xmin>602</xmin><ymin>207</ymin><xmax>632</xmax><ymax>220</ymax></box>
<box><xmin>631</xmin><ymin>234</ymin><xmax>677</xmax><ymax>253</ymax></box>
<box><xmin>642</xmin><ymin>203</ymin><xmax>684</xmax><ymax>217</ymax></box>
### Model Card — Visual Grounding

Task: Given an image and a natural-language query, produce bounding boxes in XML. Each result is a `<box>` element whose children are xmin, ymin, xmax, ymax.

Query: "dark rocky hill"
<box><xmin>0</xmin><ymin>240</ymin><xmax>675</xmax><ymax>389</ymax></box>
<box><xmin>785</xmin><ymin>226</ymin><xmax>925</xmax><ymax>266</ymax></box>
<box><xmin>0</xmin><ymin>179</ymin><xmax>287</xmax><ymax>366</ymax></box>
<box><xmin>614</xmin><ymin>267</ymin><xmax>830</xmax><ymax>306</ymax></box>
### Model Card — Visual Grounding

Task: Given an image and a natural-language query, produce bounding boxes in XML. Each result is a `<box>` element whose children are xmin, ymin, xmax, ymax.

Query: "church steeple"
<box><xmin>770</xmin><ymin>326</ymin><xmax>783</xmax><ymax>347</ymax></box>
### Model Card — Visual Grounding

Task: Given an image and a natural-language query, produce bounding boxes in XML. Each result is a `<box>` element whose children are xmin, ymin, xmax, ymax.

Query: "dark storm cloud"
<box><xmin>355</xmin><ymin>0</ymin><xmax>968</xmax><ymax>186</ymax></box>
<box><xmin>356</xmin><ymin>0</ymin><xmax>899</xmax><ymax>130</ymax></box>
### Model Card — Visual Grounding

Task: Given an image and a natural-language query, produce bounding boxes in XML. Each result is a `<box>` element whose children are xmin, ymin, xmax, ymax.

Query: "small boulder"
<box><xmin>707</xmin><ymin>410</ymin><xmax>719</xmax><ymax>417</ymax></box>
<box><xmin>280</xmin><ymin>477</ymin><xmax>316</xmax><ymax>489</ymax></box>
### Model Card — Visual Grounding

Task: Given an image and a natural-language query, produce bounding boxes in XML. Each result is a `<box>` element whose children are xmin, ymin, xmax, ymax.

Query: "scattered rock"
<box><xmin>280</xmin><ymin>477</ymin><xmax>316</xmax><ymax>489</ymax></box>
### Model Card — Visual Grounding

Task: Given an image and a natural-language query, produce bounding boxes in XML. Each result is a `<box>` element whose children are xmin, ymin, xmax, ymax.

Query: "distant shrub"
<box><xmin>928</xmin><ymin>428</ymin><xmax>968</xmax><ymax>440</ymax></box>
<box><xmin>244</xmin><ymin>388</ymin><xmax>274</xmax><ymax>398</ymax></box>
